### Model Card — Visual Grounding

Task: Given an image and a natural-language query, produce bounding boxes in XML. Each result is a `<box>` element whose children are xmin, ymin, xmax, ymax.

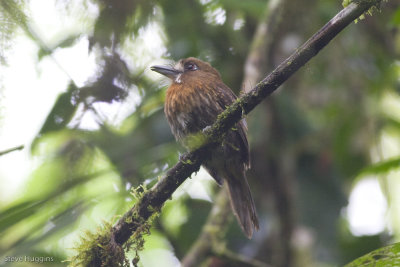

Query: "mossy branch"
<box><xmin>72</xmin><ymin>0</ymin><xmax>384</xmax><ymax>265</ymax></box>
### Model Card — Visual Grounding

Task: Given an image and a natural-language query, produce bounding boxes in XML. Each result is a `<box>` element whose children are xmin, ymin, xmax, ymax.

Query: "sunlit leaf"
<box><xmin>345</xmin><ymin>243</ymin><xmax>400</xmax><ymax>267</ymax></box>
<box><xmin>0</xmin><ymin>200</ymin><xmax>45</xmax><ymax>234</ymax></box>
<box><xmin>391</xmin><ymin>8</ymin><xmax>400</xmax><ymax>26</ymax></box>
<box><xmin>5</xmin><ymin>202</ymin><xmax>87</xmax><ymax>254</ymax></box>
<box><xmin>32</xmin><ymin>82</ymin><xmax>78</xmax><ymax>150</ymax></box>
<box><xmin>38</xmin><ymin>34</ymin><xmax>82</xmax><ymax>61</ymax></box>
<box><xmin>359</xmin><ymin>157</ymin><xmax>400</xmax><ymax>176</ymax></box>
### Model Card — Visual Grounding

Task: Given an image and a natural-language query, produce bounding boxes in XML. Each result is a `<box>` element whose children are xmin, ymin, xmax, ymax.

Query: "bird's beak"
<box><xmin>150</xmin><ymin>65</ymin><xmax>182</xmax><ymax>79</ymax></box>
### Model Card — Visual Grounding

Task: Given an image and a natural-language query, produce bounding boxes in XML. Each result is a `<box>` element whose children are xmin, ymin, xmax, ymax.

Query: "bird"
<box><xmin>151</xmin><ymin>57</ymin><xmax>259</xmax><ymax>238</ymax></box>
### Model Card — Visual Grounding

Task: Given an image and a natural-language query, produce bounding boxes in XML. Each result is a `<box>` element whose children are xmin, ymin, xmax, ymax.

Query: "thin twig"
<box><xmin>0</xmin><ymin>145</ymin><xmax>24</xmax><ymax>156</ymax></box>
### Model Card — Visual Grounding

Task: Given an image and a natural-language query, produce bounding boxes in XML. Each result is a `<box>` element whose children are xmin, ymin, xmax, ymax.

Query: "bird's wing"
<box><xmin>214</xmin><ymin>82</ymin><xmax>250</xmax><ymax>169</ymax></box>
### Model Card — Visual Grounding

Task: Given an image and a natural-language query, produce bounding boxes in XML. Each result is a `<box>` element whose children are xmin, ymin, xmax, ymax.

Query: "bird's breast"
<box><xmin>164</xmin><ymin>82</ymin><xmax>218</xmax><ymax>140</ymax></box>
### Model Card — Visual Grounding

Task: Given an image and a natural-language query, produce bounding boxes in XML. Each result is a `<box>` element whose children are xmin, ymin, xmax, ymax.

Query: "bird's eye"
<box><xmin>184</xmin><ymin>63</ymin><xmax>198</xmax><ymax>71</ymax></box>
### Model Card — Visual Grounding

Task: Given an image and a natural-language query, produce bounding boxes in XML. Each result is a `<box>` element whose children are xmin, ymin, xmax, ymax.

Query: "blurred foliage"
<box><xmin>0</xmin><ymin>0</ymin><xmax>399</xmax><ymax>266</ymax></box>
<box><xmin>0</xmin><ymin>0</ymin><xmax>26</xmax><ymax>64</ymax></box>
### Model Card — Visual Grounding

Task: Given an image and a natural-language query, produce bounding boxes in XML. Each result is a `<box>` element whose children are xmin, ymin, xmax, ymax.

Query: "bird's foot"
<box><xmin>202</xmin><ymin>125</ymin><xmax>212</xmax><ymax>134</ymax></box>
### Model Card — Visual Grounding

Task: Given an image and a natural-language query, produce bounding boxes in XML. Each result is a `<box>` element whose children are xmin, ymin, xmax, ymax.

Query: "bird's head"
<box><xmin>151</xmin><ymin>57</ymin><xmax>221</xmax><ymax>84</ymax></box>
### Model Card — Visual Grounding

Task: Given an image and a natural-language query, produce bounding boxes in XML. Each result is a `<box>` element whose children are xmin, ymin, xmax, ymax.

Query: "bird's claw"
<box><xmin>202</xmin><ymin>125</ymin><xmax>212</xmax><ymax>134</ymax></box>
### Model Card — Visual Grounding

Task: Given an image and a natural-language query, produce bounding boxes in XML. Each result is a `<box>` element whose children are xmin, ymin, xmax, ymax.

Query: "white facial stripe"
<box><xmin>174</xmin><ymin>62</ymin><xmax>184</xmax><ymax>84</ymax></box>
<box><xmin>175</xmin><ymin>73</ymin><xmax>182</xmax><ymax>84</ymax></box>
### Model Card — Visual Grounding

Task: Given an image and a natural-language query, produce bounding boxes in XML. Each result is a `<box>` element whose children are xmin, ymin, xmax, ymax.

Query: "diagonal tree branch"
<box><xmin>83</xmin><ymin>0</ymin><xmax>384</xmax><ymax>264</ymax></box>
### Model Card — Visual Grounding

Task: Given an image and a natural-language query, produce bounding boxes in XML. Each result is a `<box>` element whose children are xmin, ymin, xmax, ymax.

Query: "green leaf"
<box><xmin>0</xmin><ymin>200</ymin><xmax>45</xmax><ymax>234</ymax></box>
<box><xmin>38</xmin><ymin>34</ymin><xmax>82</xmax><ymax>60</ymax></box>
<box><xmin>6</xmin><ymin>202</ymin><xmax>87</xmax><ymax>254</ymax></box>
<box><xmin>31</xmin><ymin>82</ymin><xmax>78</xmax><ymax>150</ymax></box>
<box><xmin>38</xmin><ymin>82</ymin><xmax>78</xmax><ymax>133</ymax></box>
<box><xmin>345</xmin><ymin>243</ymin><xmax>400</xmax><ymax>267</ymax></box>
<box><xmin>391</xmin><ymin>7</ymin><xmax>400</xmax><ymax>26</ymax></box>
<box><xmin>359</xmin><ymin>157</ymin><xmax>400</xmax><ymax>176</ymax></box>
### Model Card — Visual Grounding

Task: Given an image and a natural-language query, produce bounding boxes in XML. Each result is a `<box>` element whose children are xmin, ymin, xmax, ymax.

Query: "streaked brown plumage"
<box><xmin>151</xmin><ymin>57</ymin><xmax>259</xmax><ymax>238</ymax></box>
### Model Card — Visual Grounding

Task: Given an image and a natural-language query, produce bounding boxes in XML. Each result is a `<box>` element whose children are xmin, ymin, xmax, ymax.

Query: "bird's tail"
<box><xmin>225</xmin><ymin>170</ymin><xmax>259</xmax><ymax>238</ymax></box>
